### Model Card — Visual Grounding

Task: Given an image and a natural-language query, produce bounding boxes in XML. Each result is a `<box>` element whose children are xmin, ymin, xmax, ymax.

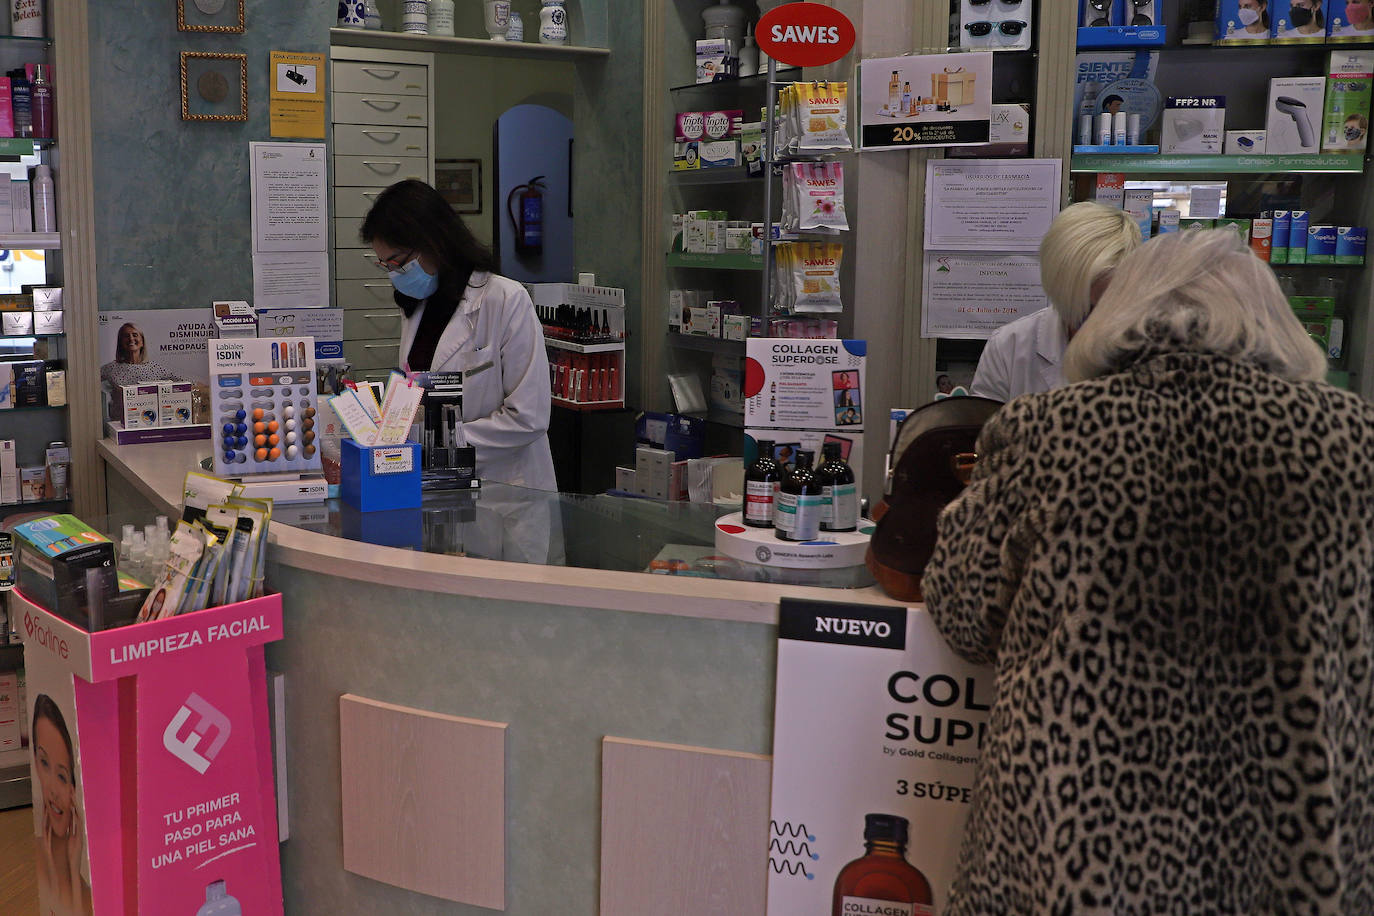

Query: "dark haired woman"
<box><xmin>361</xmin><ymin>179</ymin><xmax>555</xmax><ymax>490</ymax></box>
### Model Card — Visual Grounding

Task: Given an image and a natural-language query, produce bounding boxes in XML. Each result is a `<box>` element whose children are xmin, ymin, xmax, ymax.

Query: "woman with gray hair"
<box><xmin>971</xmin><ymin>201</ymin><xmax>1142</xmax><ymax>401</ymax></box>
<box><xmin>924</xmin><ymin>228</ymin><xmax>1374</xmax><ymax>914</ymax></box>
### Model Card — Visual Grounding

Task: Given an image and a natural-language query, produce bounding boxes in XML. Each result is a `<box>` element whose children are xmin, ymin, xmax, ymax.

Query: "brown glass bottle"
<box><xmin>743</xmin><ymin>440</ymin><xmax>780</xmax><ymax>528</ymax></box>
<box><xmin>817</xmin><ymin>441</ymin><xmax>858</xmax><ymax>532</ymax></box>
<box><xmin>831</xmin><ymin>814</ymin><xmax>934</xmax><ymax>916</ymax></box>
<box><xmin>775</xmin><ymin>450</ymin><xmax>822</xmax><ymax>541</ymax></box>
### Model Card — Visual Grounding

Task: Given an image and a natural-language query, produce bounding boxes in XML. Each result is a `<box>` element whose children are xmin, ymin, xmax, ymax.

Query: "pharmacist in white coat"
<box><xmin>971</xmin><ymin>202</ymin><xmax>1142</xmax><ymax>402</ymax></box>
<box><xmin>362</xmin><ymin>179</ymin><xmax>557</xmax><ymax>491</ymax></box>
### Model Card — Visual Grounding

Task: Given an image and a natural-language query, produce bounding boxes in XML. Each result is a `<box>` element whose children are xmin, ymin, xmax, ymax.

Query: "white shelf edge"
<box><xmin>0</xmin><ymin>233</ymin><xmax>59</xmax><ymax>250</ymax></box>
<box><xmin>330</xmin><ymin>28</ymin><xmax>610</xmax><ymax>60</ymax></box>
<box><xmin>544</xmin><ymin>338</ymin><xmax>626</xmax><ymax>354</ymax></box>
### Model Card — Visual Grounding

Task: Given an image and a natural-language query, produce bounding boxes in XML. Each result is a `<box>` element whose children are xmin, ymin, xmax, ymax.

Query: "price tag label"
<box><xmin>371</xmin><ymin>446</ymin><xmax>414</xmax><ymax>476</ymax></box>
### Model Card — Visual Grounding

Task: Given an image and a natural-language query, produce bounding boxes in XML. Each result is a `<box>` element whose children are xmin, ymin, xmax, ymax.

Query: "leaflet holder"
<box><xmin>15</xmin><ymin>589</ymin><xmax>285</xmax><ymax>915</ymax></box>
<box><xmin>340</xmin><ymin>439</ymin><xmax>423</xmax><ymax>512</ymax></box>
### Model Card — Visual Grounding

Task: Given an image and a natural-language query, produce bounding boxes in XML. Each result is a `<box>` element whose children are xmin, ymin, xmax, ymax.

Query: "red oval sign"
<box><xmin>756</xmin><ymin>2</ymin><xmax>856</xmax><ymax>68</ymax></box>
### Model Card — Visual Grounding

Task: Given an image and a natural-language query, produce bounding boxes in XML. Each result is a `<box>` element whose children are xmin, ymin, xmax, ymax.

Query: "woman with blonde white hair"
<box><xmin>971</xmin><ymin>201</ymin><xmax>1142</xmax><ymax>401</ymax></box>
<box><xmin>924</xmin><ymin>228</ymin><xmax>1374</xmax><ymax>915</ymax></box>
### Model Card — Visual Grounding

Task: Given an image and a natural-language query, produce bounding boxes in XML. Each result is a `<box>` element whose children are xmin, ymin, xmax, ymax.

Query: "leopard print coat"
<box><xmin>923</xmin><ymin>351</ymin><xmax>1374</xmax><ymax>916</ymax></box>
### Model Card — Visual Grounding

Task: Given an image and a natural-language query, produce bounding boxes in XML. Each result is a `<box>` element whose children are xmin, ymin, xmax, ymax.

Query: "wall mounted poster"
<box><xmin>767</xmin><ymin>600</ymin><xmax>993</xmax><ymax>916</ymax></box>
<box><xmin>859</xmin><ymin>52</ymin><xmax>993</xmax><ymax>149</ymax></box>
<box><xmin>744</xmin><ymin>338</ymin><xmax>867</xmax><ymax>431</ymax></box>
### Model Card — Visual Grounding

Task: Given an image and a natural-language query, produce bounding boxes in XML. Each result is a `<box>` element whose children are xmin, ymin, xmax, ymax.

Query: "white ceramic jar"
<box><xmin>506</xmin><ymin>10</ymin><xmax>525</xmax><ymax>41</ymax></box>
<box><xmin>428</xmin><ymin>0</ymin><xmax>455</xmax><ymax>36</ymax></box>
<box><xmin>484</xmin><ymin>0</ymin><xmax>511</xmax><ymax>40</ymax></box>
<box><xmin>540</xmin><ymin>0</ymin><xmax>568</xmax><ymax>45</ymax></box>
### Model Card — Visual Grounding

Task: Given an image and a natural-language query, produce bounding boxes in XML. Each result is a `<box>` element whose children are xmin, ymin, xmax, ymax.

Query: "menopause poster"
<box><xmin>97</xmin><ymin>309</ymin><xmax>215</xmax><ymax>386</ymax></box>
<box><xmin>766</xmin><ymin>600</ymin><xmax>993</xmax><ymax>916</ymax></box>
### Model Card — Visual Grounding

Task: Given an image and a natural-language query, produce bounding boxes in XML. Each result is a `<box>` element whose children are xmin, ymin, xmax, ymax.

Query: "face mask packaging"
<box><xmin>783</xmin><ymin>162</ymin><xmax>848</xmax><ymax>233</ymax></box>
<box><xmin>1273</xmin><ymin>0</ymin><xmax>1332</xmax><ymax>42</ymax></box>
<box><xmin>1217</xmin><ymin>0</ymin><xmax>1274</xmax><ymax>43</ymax></box>
<box><xmin>1331</xmin><ymin>0</ymin><xmax>1374</xmax><ymax>40</ymax></box>
<box><xmin>1161</xmin><ymin>97</ymin><xmax>1226</xmax><ymax>153</ymax></box>
<box><xmin>1321</xmin><ymin>50</ymin><xmax>1374</xmax><ymax>152</ymax></box>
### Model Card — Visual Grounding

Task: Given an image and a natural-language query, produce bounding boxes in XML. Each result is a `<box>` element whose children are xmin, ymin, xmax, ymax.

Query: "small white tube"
<box><xmin>1080</xmin><ymin>114</ymin><xmax>1093</xmax><ymax>145</ymax></box>
<box><xmin>1127</xmin><ymin>113</ymin><xmax>1141</xmax><ymax>146</ymax></box>
<box><xmin>1113</xmin><ymin>111</ymin><xmax>1127</xmax><ymax>145</ymax></box>
<box><xmin>1098</xmin><ymin>112</ymin><xmax>1112</xmax><ymax>145</ymax></box>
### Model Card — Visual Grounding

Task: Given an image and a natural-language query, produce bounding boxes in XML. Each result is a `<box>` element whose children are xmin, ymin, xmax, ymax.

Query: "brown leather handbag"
<box><xmin>866</xmin><ymin>397</ymin><xmax>1002</xmax><ymax>602</ymax></box>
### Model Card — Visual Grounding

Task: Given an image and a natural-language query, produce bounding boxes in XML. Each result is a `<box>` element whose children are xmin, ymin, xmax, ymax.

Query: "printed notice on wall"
<box><xmin>921</xmin><ymin>252</ymin><xmax>1047</xmax><ymax>339</ymax></box>
<box><xmin>766</xmin><ymin>600</ymin><xmax>993</xmax><ymax>916</ymax></box>
<box><xmin>249</xmin><ymin>142</ymin><xmax>328</xmax><ymax>253</ymax></box>
<box><xmin>268</xmin><ymin>51</ymin><xmax>326</xmax><ymax>140</ymax></box>
<box><xmin>924</xmin><ymin>158</ymin><xmax>1062</xmax><ymax>251</ymax></box>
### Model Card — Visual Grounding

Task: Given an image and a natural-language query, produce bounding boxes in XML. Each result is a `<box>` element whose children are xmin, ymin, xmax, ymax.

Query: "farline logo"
<box><xmin>163</xmin><ymin>693</ymin><xmax>231</xmax><ymax>774</ymax></box>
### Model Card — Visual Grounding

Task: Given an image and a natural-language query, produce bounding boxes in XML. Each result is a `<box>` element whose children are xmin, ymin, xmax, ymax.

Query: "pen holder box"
<box><xmin>341</xmin><ymin>439</ymin><xmax>422</xmax><ymax>512</ymax></box>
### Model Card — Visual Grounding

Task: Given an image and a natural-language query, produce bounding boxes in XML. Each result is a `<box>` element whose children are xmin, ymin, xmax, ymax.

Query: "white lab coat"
<box><xmin>969</xmin><ymin>307</ymin><xmax>1066</xmax><ymax>403</ymax></box>
<box><xmin>400</xmin><ymin>271</ymin><xmax>557</xmax><ymax>490</ymax></box>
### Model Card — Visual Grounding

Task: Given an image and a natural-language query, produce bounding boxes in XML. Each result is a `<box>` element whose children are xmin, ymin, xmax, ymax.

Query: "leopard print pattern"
<box><xmin>923</xmin><ymin>352</ymin><xmax>1374</xmax><ymax>916</ymax></box>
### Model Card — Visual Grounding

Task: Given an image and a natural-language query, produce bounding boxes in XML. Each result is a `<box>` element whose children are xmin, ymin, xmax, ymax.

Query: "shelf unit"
<box><xmin>328</xmin><ymin>27</ymin><xmax>609</xmax><ymax>60</ymax></box>
<box><xmin>1070</xmin><ymin>153</ymin><xmax>1367</xmax><ymax>173</ymax></box>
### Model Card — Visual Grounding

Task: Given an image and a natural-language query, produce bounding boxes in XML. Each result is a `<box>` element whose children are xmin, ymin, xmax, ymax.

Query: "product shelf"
<box><xmin>0</xmin><ymin>231</ymin><xmax>60</xmax><ymax>249</ymax></box>
<box><xmin>0</xmin><ymin>137</ymin><xmax>50</xmax><ymax>157</ymax></box>
<box><xmin>667</xmin><ymin>251</ymin><xmax>763</xmax><ymax>271</ymax></box>
<box><xmin>330</xmin><ymin>27</ymin><xmax>609</xmax><ymax>60</ymax></box>
<box><xmin>1070</xmin><ymin>153</ymin><xmax>1367</xmax><ymax>174</ymax></box>
<box><xmin>552</xmin><ymin>396</ymin><xmax>624</xmax><ymax>412</ymax></box>
<box><xmin>544</xmin><ymin>338</ymin><xmax>625</xmax><ymax>354</ymax></box>
<box><xmin>670</xmin><ymin>166</ymin><xmax>759</xmax><ymax>186</ymax></box>
<box><xmin>0</xmin><ymin>403</ymin><xmax>67</xmax><ymax>412</ymax></box>
<box><xmin>667</xmin><ymin>332</ymin><xmax>745</xmax><ymax>353</ymax></box>
<box><xmin>670</xmin><ymin>68</ymin><xmax>800</xmax><ymax>95</ymax></box>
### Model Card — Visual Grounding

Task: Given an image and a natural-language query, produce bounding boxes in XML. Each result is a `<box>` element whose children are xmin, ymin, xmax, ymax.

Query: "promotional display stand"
<box><xmin>16</xmin><ymin>589</ymin><xmax>284</xmax><ymax>915</ymax></box>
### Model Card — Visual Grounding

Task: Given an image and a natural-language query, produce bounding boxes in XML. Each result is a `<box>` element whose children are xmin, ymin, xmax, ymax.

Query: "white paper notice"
<box><xmin>924</xmin><ymin>158</ymin><xmax>1063</xmax><ymax>251</ymax></box>
<box><xmin>1188</xmin><ymin>185</ymin><xmax>1224</xmax><ymax>219</ymax></box>
<box><xmin>253</xmin><ymin>251</ymin><xmax>330</xmax><ymax>310</ymax></box>
<box><xmin>766</xmin><ymin>602</ymin><xmax>993</xmax><ymax>916</ymax></box>
<box><xmin>250</xmin><ymin>141</ymin><xmax>328</xmax><ymax>253</ymax></box>
<box><xmin>921</xmin><ymin>251</ymin><xmax>1046</xmax><ymax>339</ymax></box>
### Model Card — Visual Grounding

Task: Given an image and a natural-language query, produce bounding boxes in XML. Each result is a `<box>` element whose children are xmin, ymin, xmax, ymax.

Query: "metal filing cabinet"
<box><xmin>329</xmin><ymin>45</ymin><xmax>435</xmax><ymax>384</ymax></box>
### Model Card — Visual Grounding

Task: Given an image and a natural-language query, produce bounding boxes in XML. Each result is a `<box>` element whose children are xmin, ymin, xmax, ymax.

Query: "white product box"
<box><xmin>725</xmin><ymin>226</ymin><xmax>752</xmax><ymax>252</ymax></box>
<box><xmin>158</xmin><ymin>381</ymin><xmax>193</xmax><ymax>426</ymax></box>
<box><xmin>670</xmin><ymin>214</ymin><xmax>685</xmax><ymax>251</ymax></box>
<box><xmin>705</xmin><ymin>220</ymin><xmax>725</xmax><ymax>254</ymax></box>
<box><xmin>0</xmin><ymin>179</ymin><xmax>12</xmax><ymax>235</ymax></box>
<box><xmin>705</xmin><ymin>303</ymin><xmax>722</xmax><ymax>337</ymax></box>
<box><xmin>44</xmin><ymin>369</ymin><xmax>64</xmax><ymax>407</ymax></box>
<box><xmin>121</xmin><ymin>383</ymin><xmax>160</xmax><ymax>429</ymax></box>
<box><xmin>722</xmin><ymin>313</ymin><xmax>748</xmax><ymax>341</ymax></box>
<box><xmin>32</xmin><ymin>310</ymin><xmax>61</xmax><ymax>334</ymax></box>
<box><xmin>1266</xmin><ymin>77</ymin><xmax>1326</xmax><ymax>153</ymax></box>
<box><xmin>699</xmin><ymin>139</ymin><xmax>741</xmax><ymax>168</ymax></box>
<box><xmin>614</xmin><ymin>466</ymin><xmax>636</xmax><ymax>492</ymax></box>
<box><xmin>0</xmin><ymin>364</ymin><xmax>12</xmax><ymax>410</ymax></box>
<box><xmin>684</xmin><ymin>210</ymin><xmax>713</xmax><ymax>253</ymax></box>
<box><xmin>685</xmin><ymin>305</ymin><xmax>714</xmax><ymax>337</ymax></box>
<box><xmin>1</xmin><ymin>312</ymin><xmax>31</xmax><ymax>336</ymax></box>
<box><xmin>211</xmin><ymin>300</ymin><xmax>257</xmax><ymax>339</ymax></box>
<box><xmin>634</xmin><ymin>445</ymin><xmax>674</xmax><ymax>499</ymax></box>
<box><xmin>1094</xmin><ymin>172</ymin><xmax>1126</xmax><ymax>209</ymax></box>
<box><xmin>0</xmin><ymin>440</ymin><xmax>17</xmax><ymax>504</ymax></box>
<box><xmin>696</xmin><ymin>38</ymin><xmax>730</xmax><ymax>84</ymax></box>
<box><xmin>1157</xmin><ymin>209</ymin><xmax>1181</xmax><ymax>233</ymax></box>
<box><xmin>1225</xmin><ymin>129</ymin><xmax>1267</xmax><ymax>153</ymax></box>
<box><xmin>1161</xmin><ymin>97</ymin><xmax>1226</xmax><ymax>153</ymax></box>
<box><xmin>18</xmin><ymin>466</ymin><xmax>43</xmax><ymax>502</ymax></box>
<box><xmin>1123</xmin><ymin>188</ymin><xmax>1155</xmax><ymax>239</ymax></box>
<box><xmin>11</xmin><ymin>180</ymin><xmax>30</xmax><ymax>234</ymax></box>
<box><xmin>30</xmin><ymin>287</ymin><xmax>61</xmax><ymax>311</ymax></box>
<box><xmin>0</xmin><ymin>672</ymin><xmax>17</xmax><ymax>752</ymax></box>
<box><xmin>667</xmin><ymin>290</ymin><xmax>686</xmax><ymax>331</ymax></box>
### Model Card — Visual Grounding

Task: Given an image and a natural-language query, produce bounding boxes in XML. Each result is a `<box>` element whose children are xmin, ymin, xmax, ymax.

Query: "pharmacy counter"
<box><xmin>98</xmin><ymin>439</ymin><xmax>901</xmax><ymax>916</ymax></box>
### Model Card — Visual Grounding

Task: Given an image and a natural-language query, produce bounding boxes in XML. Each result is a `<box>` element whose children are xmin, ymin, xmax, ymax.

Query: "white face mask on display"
<box><xmin>1238</xmin><ymin>7</ymin><xmax>1261</xmax><ymax>25</ymax></box>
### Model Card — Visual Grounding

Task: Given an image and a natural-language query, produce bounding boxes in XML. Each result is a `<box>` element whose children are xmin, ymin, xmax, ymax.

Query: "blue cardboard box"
<box><xmin>341</xmin><ymin>439</ymin><xmax>422</xmax><ymax>512</ymax></box>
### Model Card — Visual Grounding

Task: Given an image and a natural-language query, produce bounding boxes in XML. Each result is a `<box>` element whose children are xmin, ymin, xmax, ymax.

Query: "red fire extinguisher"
<box><xmin>507</xmin><ymin>176</ymin><xmax>546</xmax><ymax>255</ymax></box>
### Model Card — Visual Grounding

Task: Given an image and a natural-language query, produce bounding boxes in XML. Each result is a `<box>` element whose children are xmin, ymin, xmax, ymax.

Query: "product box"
<box><xmin>0</xmin><ymin>294</ymin><xmax>29</xmax><ymax>312</ymax></box>
<box><xmin>1094</xmin><ymin>172</ymin><xmax>1126</xmax><ymax>208</ymax></box>
<box><xmin>667</xmin><ymin>289</ymin><xmax>686</xmax><ymax>331</ymax></box>
<box><xmin>29</xmin><ymin>287</ymin><xmax>61</xmax><ymax>311</ymax></box>
<box><xmin>44</xmin><ymin>443</ymin><xmax>68</xmax><ymax>499</ymax></box>
<box><xmin>1225</xmin><ymin>129</ymin><xmax>1267</xmax><ymax>153</ymax></box>
<box><xmin>684</xmin><ymin>305</ymin><xmax>714</xmax><ymax>337</ymax></box>
<box><xmin>1308</xmin><ymin>224</ymin><xmax>1338</xmax><ymax>262</ymax></box>
<box><xmin>950</xmin><ymin>103</ymin><xmax>1033</xmax><ymax>158</ymax></box>
<box><xmin>710</xmin><ymin>353</ymin><xmax>744</xmax><ymax>413</ymax></box>
<box><xmin>1250</xmin><ymin>217</ymin><xmax>1274</xmax><ymax>260</ymax></box>
<box><xmin>1271</xmin><ymin>210</ymin><xmax>1292</xmax><ymax>264</ymax></box>
<box><xmin>1161</xmin><ymin>97</ymin><xmax>1226</xmax><ymax>153</ymax></box>
<box><xmin>1217</xmin><ymin>0</ymin><xmax>1274</xmax><ymax>43</ymax></box>
<box><xmin>1321</xmin><ymin>50</ymin><xmax>1374</xmax><ymax>153</ymax></box>
<box><xmin>722</xmin><ymin>313</ymin><xmax>748</xmax><ymax>341</ymax></box>
<box><xmin>672</xmin><ymin>141</ymin><xmax>700</xmax><ymax>171</ymax></box>
<box><xmin>1290</xmin><ymin>295</ymin><xmax>1336</xmax><ymax>351</ymax></box>
<box><xmin>0</xmin><ymin>671</ymin><xmax>18</xmax><ymax>753</ymax></box>
<box><xmin>1157</xmin><ymin>208</ymin><xmax>1181</xmax><ymax>233</ymax></box>
<box><xmin>675</xmin><ymin>111</ymin><xmax>706</xmax><ymax>143</ymax></box>
<box><xmin>44</xmin><ymin>368</ymin><xmax>64</xmax><ymax>407</ymax></box>
<box><xmin>614</xmin><ymin>466</ymin><xmax>635</xmax><ymax>492</ymax></box>
<box><xmin>634</xmin><ymin>445</ymin><xmax>674</xmax><ymax>500</ymax></box>
<box><xmin>696</xmin><ymin>38</ymin><xmax>732</xmax><ymax>84</ymax></box>
<box><xmin>11</xmin><ymin>179</ymin><xmax>30</xmax><ymax>234</ymax></box>
<box><xmin>699</xmin><ymin>139</ymin><xmax>741</xmax><ymax>168</ymax></box>
<box><xmin>13</xmin><ymin>360</ymin><xmax>42</xmax><ymax>407</ymax></box>
<box><xmin>1</xmin><ymin>311</ymin><xmax>31</xmax><ymax>336</ymax></box>
<box><xmin>1216</xmin><ymin>217</ymin><xmax>1253</xmax><ymax>244</ymax></box>
<box><xmin>740</xmin><ymin>121</ymin><xmax>765</xmax><ymax>177</ymax></box>
<box><xmin>13</xmin><ymin>515</ymin><xmax>118</xmax><ymax>628</ymax></box>
<box><xmin>211</xmin><ymin>299</ymin><xmax>257</xmax><ymax>339</ymax></box>
<box><xmin>0</xmin><ymin>80</ymin><xmax>12</xmax><ymax>139</ymax></box>
<box><xmin>1288</xmin><ymin>210</ymin><xmax>1311</xmax><ymax>262</ymax></box>
<box><xmin>158</xmin><ymin>381</ymin><xmax>193</xmax><ymax>426</ymax></box>
<box><xmin>0</xmin><ymin>440</ymin><xmax>14</xmax><ymax>504</ymax></box>
<box><xmin>1329</xmin><ymin>317</ymin><xmax>1345</xmax><ymax>359</ymax></box>
<box><xmin>0</xmin><ymin>363</ymin><xmax>12</xmax><ymax>410</ymax></box>
<box><xmin>704</xmin><ymin>302</ymin><xmax>723</xmax><ymax>337</ymax></box>
<box><xmin>1336</xmin><ymin>225</ymin><xmax>1367</xmax><ymax>264</ymax></box>
<box><xmin>1273</xmin><ymin>0</ymin><xmax>1334</xmax><ymax>42</ymax></box>
<box><xmin>670</xmin><ymin>214</ymin><xmax>685</xmax><ymax>252</ymax></box>
<box><xmin>18</xmin><ymin>466</ymin><xmax>42</xmax><ymax>501</ymax></box>
<box><xmin>635</xmin><ymin>411</ymin><xmax>706</xmax><ymax>460</ymax></box>
<box><xmin>256</xmin><ymin>307</ymin><xmax>344</xmax><ymax>362</ymax></box>
<box><xmin>32</xmin><ymin>310</ymin><xmax>60</xmax><ymax>334</ymax></box>
<box><xmin>1122</xmin><ymin>188</ymin><xmax>1154</xmax><ymax>239</ymax></box>
<box><xmin>121</xmin><ymin>383</ymin><xmax>160</xmax><ymax>428</ymax></box>
<box><xmin>725</xmin><ymin>226</ymin><xmax>752</xmax><ymax>252</ymax></box>
<box><xmin>1266</xmin><ymin>77</ymin><xmax>1326</xmax><ymax>153</ymax></box>
<box><xmin>1330</xmin><ymin>0</ymin><xmax>1373</xmax><ymax>41</ymax></box>
<box><xmin>684</xmin><ymin>210</ymin><xmax>713</xmax><ymax>252</ymax></box>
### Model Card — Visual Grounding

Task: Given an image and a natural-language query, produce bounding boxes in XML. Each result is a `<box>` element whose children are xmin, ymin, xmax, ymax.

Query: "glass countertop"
<box><xmin>269</xmin><ymin>484</ymin><xmax>874</xmax><ymax>589</ymax></box>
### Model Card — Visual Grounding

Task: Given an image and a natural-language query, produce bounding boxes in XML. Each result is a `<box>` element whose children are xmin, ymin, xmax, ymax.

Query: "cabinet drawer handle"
<box><xmin>362</xmin><ymin>283</ymin><xmax>391</xmax><ymax>289</ymax></box>
<box><xmin>363</xmin><ymin>313</ymin><xmax>398</xmax><ymax>320</ymax></box>
<box><xmin>362</xmin><ymin>191</ymin><xmax>379</xmax><ymax>198</ymax></box>
<box><xmin>361</xmin><ymin>68</ymin><xmax>400</xmax><ymax>79</ymax></box>
<box><xmin>362</xmin><ymin>98</ymin><xmax>401</xmax><ymax>111</ymax></box>
<box><xmin>363</xmin><ymin>344</ymin><xmax>395</xmax><ymax>349</ymax></box>
<box><xmin>405</xmin><ymin>145</ymin><xmax>422</xmax><ymax>151</ymax></box>
<box><xmin>362</xmin><ymin>161</ymin><xmax>402</xmax><ymax>173</ymax></box>
<box><xmin>405</xmin><ymin>83</ymin><xmax>422</xmax><ymax>91</ymax></box>
<box><xmin>361</xmin><ymin>130</ymin><xmax>401</xmax><ymax>140</ymax></box>
<box><xmin>405</xmin><ymin>114</ymin><xmax>423</xmax><ymax>121</ymax></box>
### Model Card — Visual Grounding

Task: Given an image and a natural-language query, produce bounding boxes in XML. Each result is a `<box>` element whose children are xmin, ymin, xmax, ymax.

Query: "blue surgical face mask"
<box><xmin>389</xmin><ymin>257</ymin><xmax>439</xmax><ymax>299</ymax></box>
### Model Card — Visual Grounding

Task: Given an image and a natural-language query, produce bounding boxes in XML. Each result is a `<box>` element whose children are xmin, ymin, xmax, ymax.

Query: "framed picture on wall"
<box><xmin>181</xmin><ymin>52</ymin><xmax>248</xmax><ymax>122</ymax></box>
<box><xmin>177</xmin><ymin>0</ymin><xmax>245</xmax><ymax>33</ymax></box>
<box><xmin>436</xmin><ymin>159</ymin><xmax>482</xmax><ymax>214</ymax></box>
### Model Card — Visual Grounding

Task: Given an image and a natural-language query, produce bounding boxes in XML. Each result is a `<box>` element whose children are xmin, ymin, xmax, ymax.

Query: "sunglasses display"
<box><xmin>965</xmin><ymin>19</ymin><xmax>1027</xmax><ymax>36</ymax></box>
<box><xmin>960</xmin><ymin>0</ymin><xmax>1034</xmax><ymax>47</ymax></box>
